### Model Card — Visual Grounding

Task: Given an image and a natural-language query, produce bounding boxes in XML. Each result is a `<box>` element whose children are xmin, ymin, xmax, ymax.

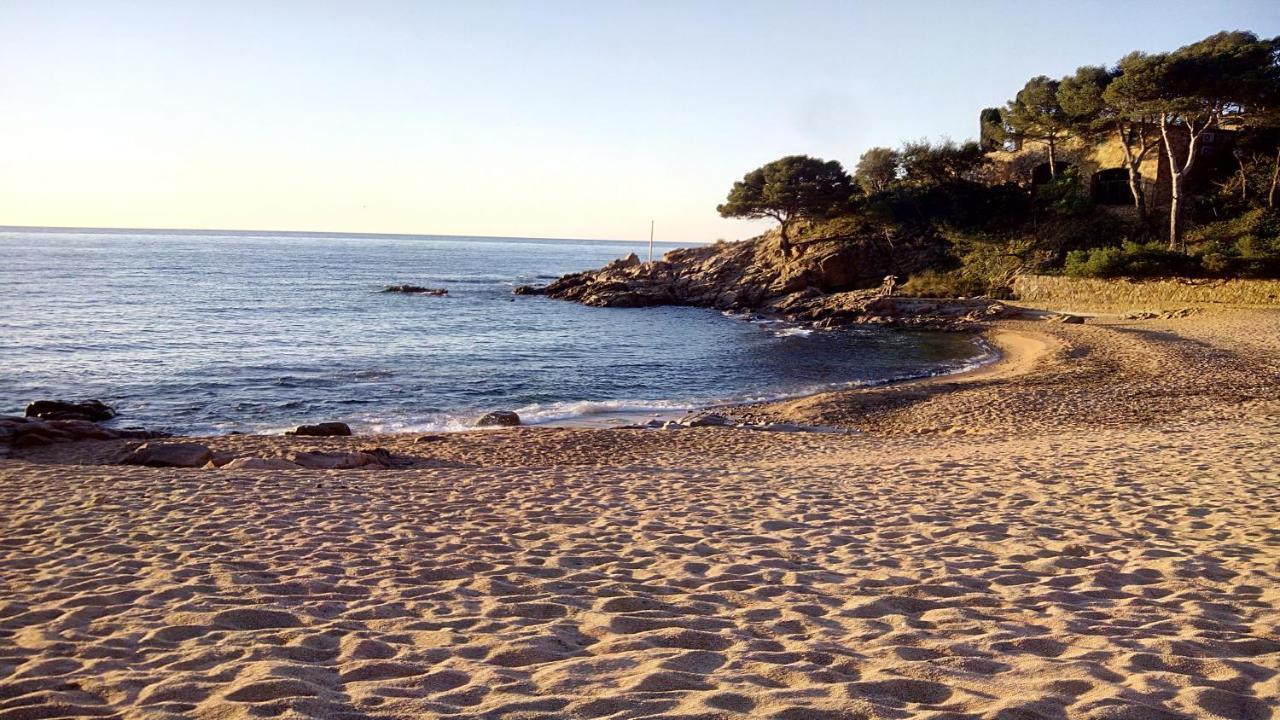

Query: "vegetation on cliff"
<box><xmin>747</xmin><ymin>30</ymin><xmax>1280</xmax><ymax>294</ymax></box>
<box><xmin>537</xmin><ymin>30</ymin><xmax>1280</xmax><ymax>320</ymax></box>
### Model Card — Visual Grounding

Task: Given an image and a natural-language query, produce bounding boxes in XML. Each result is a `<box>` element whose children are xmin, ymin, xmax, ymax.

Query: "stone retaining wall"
<box><xmin>1012</xmin><ymin>275</ymin><xmax>1280</xmax><ymax>310</ymax></box>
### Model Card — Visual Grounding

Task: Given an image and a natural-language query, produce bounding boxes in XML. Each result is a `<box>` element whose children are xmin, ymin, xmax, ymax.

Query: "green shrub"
<box><xmin>1200</xmin><ymin>252</ymin><xmax>1232</xmax><ymax>275</ymax></box>
<box><xmin>1064</xmin><ymin>242</ymin><xmax>1198</xmax><ymax>278</ymax></box>
<box><xmin>899</xmin><ymin>269</ymin><xmax>992</xmax><ymax>298</ymax></box>
<box><xmin>1187</xmin><ymin>209</ymin><xmax>1280</xmax><ymax>257</ymax></box>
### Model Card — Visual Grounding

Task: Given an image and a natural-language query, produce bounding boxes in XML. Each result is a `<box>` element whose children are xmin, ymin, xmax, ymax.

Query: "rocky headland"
<box><xmin>518</xmin><ymin>229</ymin><xmax>1019</xmax><ymax>329</ymax></box>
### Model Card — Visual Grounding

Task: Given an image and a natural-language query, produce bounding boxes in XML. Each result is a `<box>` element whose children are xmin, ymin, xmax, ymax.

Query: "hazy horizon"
<box><xmin>0</xmin><ymin>223</ymin><xmax>699</xmax><ymax>245</ymax></box>
<box><xmin>2</xmin><ymin>1</ymin><xmax>1278</xmax><ymax>243</ymax></box>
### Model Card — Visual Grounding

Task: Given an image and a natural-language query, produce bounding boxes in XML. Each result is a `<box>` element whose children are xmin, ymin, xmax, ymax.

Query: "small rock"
<box><xmin>122</xmin><ymin>442</ymin><xmax>213</xmax><ymax>468</ymax></box>
<box><xmin>286</xmin><ymin>422</ymin><xmax>352</xmax><ymax>437</ymax></box>
<box><xmin>1046</xmin><ymin>314</ymin><xmax>1085</xmax><ymax>324</ymax></box>
<box><xmin>415</xmin><ymin>434</ymin><xmax>445</xmax><ymax>443</ymax></box>
<box><xmin>513</xmin><ymin>285</ymin><xmax>547</xmax><ymax>296</ymax></box>
<box><xmin>357</xmin><ymin>446</ymin><xmax>393</xmax><ymax>465</ymax></box>
<box><xmin>25</xmin><ymin>399</ymin><xmax>116</xmax><ymax>422</ymax></box>
<box><xmin>477</xmin><ymin>411</ymin><xmax>521</xmax><ymax>427</ymax></box>
<box><xmin>684</xmin><ymin>412</ymin><xmax>733</xmax><ymax>428</ymax></box>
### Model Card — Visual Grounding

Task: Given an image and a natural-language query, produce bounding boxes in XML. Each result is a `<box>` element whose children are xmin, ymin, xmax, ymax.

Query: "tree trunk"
<box><xmin>778</xmin><ymin>222</ymin><xmax>792</xmax><ymax>258</ymax></box>
<box><xmin>1269</xmin><ymin>147</ymin><xmax>1279</xmax><ymax>209</ymax></box>
<box><xmin>1168</xmin><ymin>172</ymin><xmax>1184</xmax><ymax>252</ymax></box>
<box><xmin>1118</xmin><ymin>125</ymin><xmax>1149</xmax><ymax>220</ymax></box>
<box><xmin>1047</xmin><ymin>139</ymin><xmax>1057</xmax><ymax>179</ymax></box>
<box><xmin>1235</xmin><ymin>150</ymin><xmax>1248</xmax><ymax>202</ymax></box>
<box><xmin>1127</xmin><ymin>166</ymin><xmax>1148</xmax><ymax>220</ymax></box>
<box><xmin>1159</xmin><ymin>114</ymin><xmax>1206</xmax><ymax>253</ymax></box>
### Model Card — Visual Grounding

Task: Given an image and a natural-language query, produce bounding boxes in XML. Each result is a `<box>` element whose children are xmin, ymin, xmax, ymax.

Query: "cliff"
<box><xmin>519</xmin><ymin>227</ymin><xmax>1018</xmax><ymax>329</ymax></box>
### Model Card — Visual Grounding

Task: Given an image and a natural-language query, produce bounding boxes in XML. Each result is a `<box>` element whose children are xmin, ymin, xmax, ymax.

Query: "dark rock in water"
<box><xmin>286</xmin><ymin>422</ymin><xmax>352</xmax><ymax>437</ymax></box>
<box><xmin>26</xmin><ymin>399</ymin><xmax>116</xmax><ymax>422</ymax></box>
<box><xmin>477</xmin><ymin>411</ymin><xmax>521</xmax><ymax>427</ymax></box>
<box><xmin>122</xmin><ymin>442</ymin><xmax>213</xmax><ymax>468</ymax></box>
<box><xmin>382</xmin><ymin>285</ymin><xmax>448</xmax><ymax>296</ymax></box>
<box><xmin>513</xmin><ymin>285</ymin><xmax>546</xmax><ymax>296</ymax></box>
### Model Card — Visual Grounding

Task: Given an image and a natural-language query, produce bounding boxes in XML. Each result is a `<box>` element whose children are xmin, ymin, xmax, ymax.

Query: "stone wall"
<box><xmin>1012</xmin><ymin>275</ymin><xmax>1280</xmax><ymax>310</ymax></box>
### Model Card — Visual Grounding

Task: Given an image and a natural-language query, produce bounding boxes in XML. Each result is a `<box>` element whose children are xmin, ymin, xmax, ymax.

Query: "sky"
<box><xmin>1</xmin><ymin>1</ymin><xmax>1278</xmax><ymax>242</ymax></box>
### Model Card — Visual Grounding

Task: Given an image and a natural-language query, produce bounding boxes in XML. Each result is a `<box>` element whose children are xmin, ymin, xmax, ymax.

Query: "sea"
<box><xmin>0</xmin><ymin>228</ymin><xmax>992</xmax><ymax>435</ymax></box>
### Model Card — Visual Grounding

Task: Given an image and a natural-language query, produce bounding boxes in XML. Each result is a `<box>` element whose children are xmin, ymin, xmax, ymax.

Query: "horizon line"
<box><xmin>0</xmin><ymin>223</ymin><xmax>711</xmax><ymax>245</ymax></box>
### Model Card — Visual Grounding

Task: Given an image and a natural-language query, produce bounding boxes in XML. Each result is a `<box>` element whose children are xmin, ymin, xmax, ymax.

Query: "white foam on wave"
<box><xmin>513</xmin><ymin>399</ymin><xmax>698</xmax><ymax>425</ymax></box>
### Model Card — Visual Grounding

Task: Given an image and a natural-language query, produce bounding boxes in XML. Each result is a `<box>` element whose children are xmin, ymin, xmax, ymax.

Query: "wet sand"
<box><xmin>2</xmin><ymin>310</ymin><xmax>1278</xmax><ymax>719</ymax></box>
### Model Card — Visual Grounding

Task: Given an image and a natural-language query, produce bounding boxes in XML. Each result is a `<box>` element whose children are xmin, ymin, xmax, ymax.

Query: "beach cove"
<box><xmin>2</xmin><ymin>308</ymin><xmax>1277</xmax><ymax>719</ymax></box>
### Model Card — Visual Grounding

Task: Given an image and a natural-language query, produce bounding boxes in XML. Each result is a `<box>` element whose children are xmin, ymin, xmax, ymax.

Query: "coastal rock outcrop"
<box><xmin>477</xmin><ymin>411</ymin><xmax>521</xmax><ymax>427</ymax></box>
<box><xmin>522</xmin><ymin>228</ymin><xmax>1011</xmax><ymax>328</ymax></box>
<box><xmin>286</xmin><ymin>422</ymin><xmax>352</xmax><ymax>437</ymax></box>
<box><xmin>0</xmin><ymin>415</ymin><xmax>169</xmax><ymax>457</ymax></box>
<box><xmin>26</xmin><ymin>399</ymin><xmax>117</xmax><ymax>422</ymax></box>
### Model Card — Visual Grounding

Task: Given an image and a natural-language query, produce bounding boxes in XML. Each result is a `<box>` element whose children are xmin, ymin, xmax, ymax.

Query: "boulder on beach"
<box><xmin>382</xmin><ymin>285</ymin><xmax>448</xmax><ymax>296</ymax></box>
<box><xmin>219</xmin><ymin>457</ymin><xmax>304</xmax><ymax>471</ymax></box>
<box><xmin>477</xmin><ymin>411</ymin><xmax>521</xmax><ymax>427</ymax></box>
<box><xmin>286</xmin><ymin>422</ymin><xmax>352</xmax><ymax>437</ymax></box>
<box><xmin>25</xmin><ymin>399</ymin><xmax>116</xmax><ymax>422</ymax></box>
<box><xmin>287</xmin><ymin>450</ymin><xmax>389</xmax><ymax>470</ymax></box>
<box><xmin>122</xmin><ymin>442</ymin><xmax>213</xmax><ymax>468</ymax></box>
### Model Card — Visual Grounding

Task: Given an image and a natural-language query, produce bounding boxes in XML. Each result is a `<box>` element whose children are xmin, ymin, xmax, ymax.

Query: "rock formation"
<box><xmin>0</xmin><ymin>415</ymin><xmax>169</xmax><ymax>457</ymax></box>
<box><xmin>286</xmin><ymin>422</ymin><xmax>352</xmax><ymax>437</ymax></box>
<box><xmin>523</xmin><ymin>229</ymin><xmax>1016</xmax><ymax>329</ymax></box>
<box><xmin>477</xmin><ymin>411</ymin><xmax>521</xmax><ymax>427</ymax></box>
<box><xmin>25</xmin><ymin>399</ymin><xmax>117</xmax><ymax>422</ymax></box>
<box><xmin>121</xmin><ymin>442</ymin><xmax>213</xmax><ymax>468</ymax></box>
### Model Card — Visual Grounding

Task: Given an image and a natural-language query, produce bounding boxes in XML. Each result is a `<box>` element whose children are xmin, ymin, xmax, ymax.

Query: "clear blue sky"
<box><xmin>1</xmin><ymin>1</ymin><xmax>1277</xmax><ymax>242</ymax></box>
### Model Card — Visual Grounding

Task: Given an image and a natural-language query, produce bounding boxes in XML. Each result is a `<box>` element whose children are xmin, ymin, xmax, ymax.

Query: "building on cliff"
<box><xmin>981</xmin><ymin>114</ymin><xmax>1240</xmax><ymax>218</ymax></box>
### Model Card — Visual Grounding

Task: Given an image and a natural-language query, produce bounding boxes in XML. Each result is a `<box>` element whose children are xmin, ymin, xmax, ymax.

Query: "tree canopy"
<box><xmin>1004</xmin><ymin>76</ymin><xmax>1072</xmax><ymax>177</ymax></box>
<box><xmin>717</xmin><ymin>155</ymin><xmax>854</xmax><ymax>256</ymax></box>
<box><xmin>853</xmin><ymin>147</ymin><xmax>899</xmax><ymax>193</ymax></box>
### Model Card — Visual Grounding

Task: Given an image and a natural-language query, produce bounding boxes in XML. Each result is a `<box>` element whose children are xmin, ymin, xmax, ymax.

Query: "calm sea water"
<box><xmin>0</xmin><ymin>228</ymin><xmax>988</xmax><ymax>434</ymax></box>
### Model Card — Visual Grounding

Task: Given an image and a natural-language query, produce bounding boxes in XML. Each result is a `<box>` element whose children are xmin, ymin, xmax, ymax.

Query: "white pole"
<box><xmin>648</xmin><ymin>220</ymin><xmax>654</xmax><ymax>263</ymax></box>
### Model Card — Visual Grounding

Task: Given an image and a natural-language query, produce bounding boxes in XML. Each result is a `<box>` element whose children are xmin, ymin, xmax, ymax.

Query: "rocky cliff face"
<box><xmin>522</xmin><ymin>229</ymin><xmax>1015</xmax><ymax>329</ymax></box>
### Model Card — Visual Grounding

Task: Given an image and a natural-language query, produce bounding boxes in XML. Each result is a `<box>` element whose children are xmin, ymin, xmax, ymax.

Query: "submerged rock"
<box><xmin>382</xmin><ymin>285</ymin><xmax>448</xmax><ymax>296</ymax></box>
<box><xmin>286</xmin><ymin>422</ymin><xmax>352</xmax><ymax>437</ymax></box>
<box><xmin>477</xmin><ymin>411</ymin><xmax>521</xmax><ymax>427</ymax></box>
<box><xmin>25</xmin><ymin>399</ymin><xmax>116</xmax><ymax>422</ymax></box>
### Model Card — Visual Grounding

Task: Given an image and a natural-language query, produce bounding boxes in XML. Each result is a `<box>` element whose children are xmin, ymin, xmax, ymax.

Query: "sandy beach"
<box><xmin>2</xmin><ymin>310</ymin><xmax>1279</xmax><ymax>719</ymax></box>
